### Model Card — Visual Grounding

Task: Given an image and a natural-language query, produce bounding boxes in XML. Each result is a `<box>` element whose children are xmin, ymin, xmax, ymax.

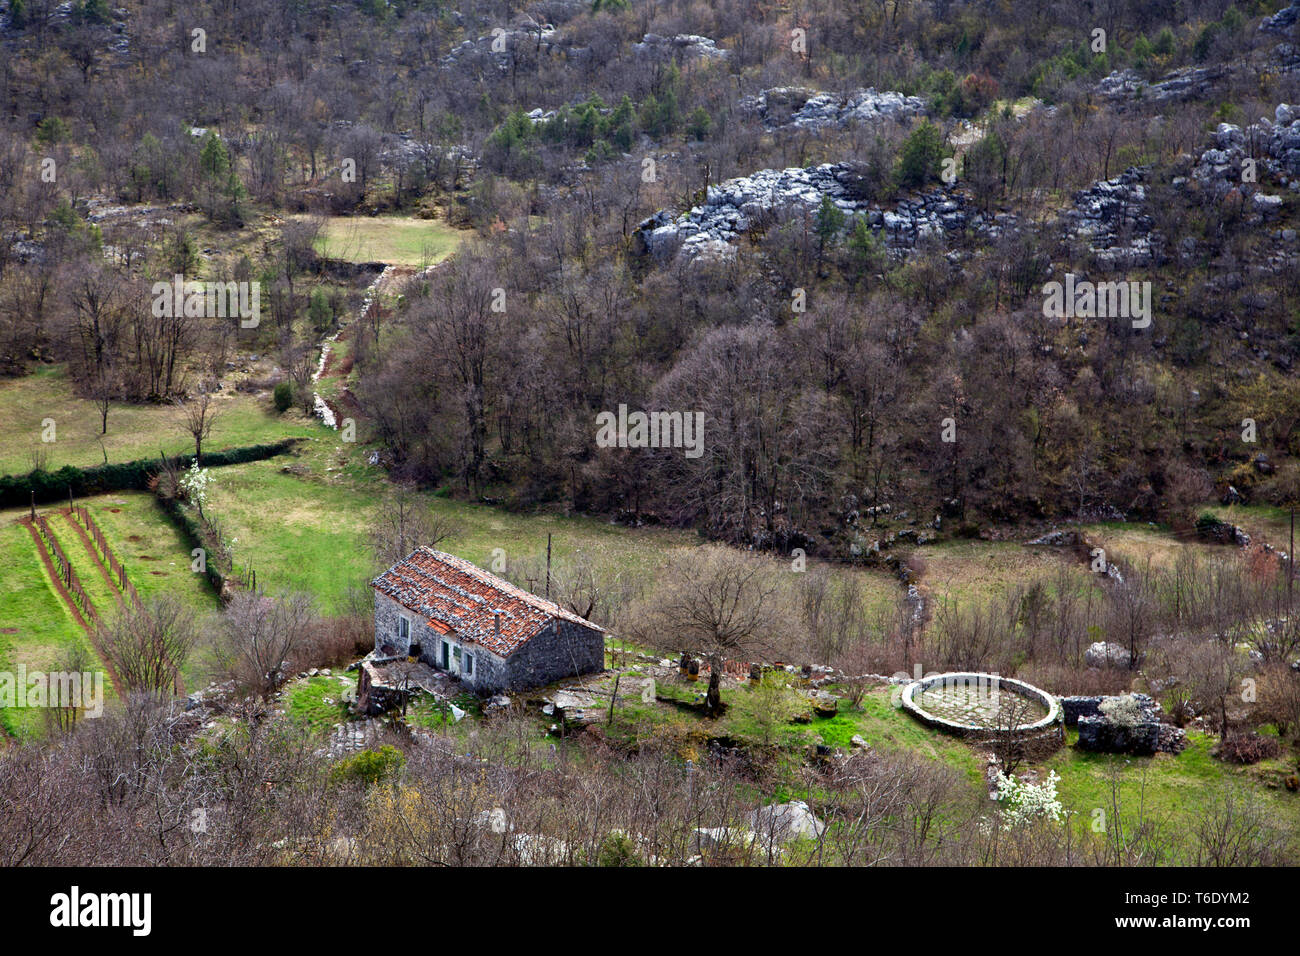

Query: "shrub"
<box><xmin>993</xmin><ymin>770</ymin><xmax>1063</xmax><ymax>829</ymax></box>
<box><xmin>1217</xmin><ymin>732</ymin><xmax>1281</xmax><ymax>765</ymax></box>
<box><xmin>273</xmin><ymin>381</ymin><xmax>293</xmax><ymax>412</ymax></box>
<box><xmin>596</xmin><ymin>831</ymin><xmax>642</xmax><ymax>867</ymax></box>
<box><xmin>292</xmin><ymin>614</ymin><xmax>371</xmax><ymax>671</ymax></box>
<box><xmin>331</xmin><ymin>745</ymin><xmax>405</xmax><ymax>786</ymax></box>
<box><xmin>894</xmin><ymin>121</ymin><xmax>945</xmax><ymax>190</ymax></box>
<box><xmin>0</xmin><ymin>439</ymin><xmax>299</xmax><ymax>508</ymax></box>
<box><xmin>686</xmin><ymin>106</ymin><xmax>712</xmax><ymax>141</ymax></box>
<box><xmin>1099</xmin><ymin>694</ymin><xmax>1146</xmax><ymax>728</ymax></box>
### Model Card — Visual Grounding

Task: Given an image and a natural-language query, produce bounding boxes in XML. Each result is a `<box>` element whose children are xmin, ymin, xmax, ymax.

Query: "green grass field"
<box><xmin>0</xmin><ymin>515</ymin><xmax>99</xmax><ymax>737</ymax></box>
<box><xmin>86</xmin><ymin>493</ymin><xmax>220</xmax><ymax>613</ymax></box>
<box><xmin>285</xmin><ymin>674</ymin><xmax>356</xmax><ymax>735</ymax></box>
<box><xmin>200</xmin><ymin>452</ymin><xmax>904</xmax><ymax>623</ymax></box>
<box><xmin>47</xmin><ymin>510</ymin><xmax>125</xmax><ymax>626</ymax></box>
<box><xmin>202</xmin><ymin>454</ymin><xmax>708</xmax><ymax>612</ymax></box>
<box><xmin>0</xmin><ymin>494</ymin><xmax>225</xmax><ymax>736</ymax></box>
<box><xmin>918</xmin><ymin>538</ymin><xmax>1097</xmax><ymax>607</ymax></box>
<box><xmin>1047</xmin><ymin>727</ymin><xmax>1299</xmax><ymax>862</ymax></box>
<box><xmin>0</xmin><ymin>364</ymin><xmax>325</xmax><ymax>476</ymax></box>
<box><xmin>313</xmin><ymin>215</ymin><xmax>463</xmax><ymax>266</ymax></box>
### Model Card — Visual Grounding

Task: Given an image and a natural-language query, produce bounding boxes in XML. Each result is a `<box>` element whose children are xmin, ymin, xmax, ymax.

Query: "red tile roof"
<box><xmin>371</xmin><ymin>548</ymin><xmax>604</xmax><ymax>657</ymax></box>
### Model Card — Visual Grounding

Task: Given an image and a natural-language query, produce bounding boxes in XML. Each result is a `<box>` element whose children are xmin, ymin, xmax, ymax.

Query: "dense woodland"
<box><xmin>2</xmin><ymin>0</ymin><xmax>1300</xmax><ymax>870</ymax></box>
<box><xmin>3</xmin><ymin>0</ymin><xmax>1300</xmax><ymax>558</ymax></box>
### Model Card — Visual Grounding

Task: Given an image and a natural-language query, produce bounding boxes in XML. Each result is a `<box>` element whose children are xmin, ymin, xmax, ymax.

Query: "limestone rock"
<box><xmin>1085</xmin><ymin>641</ymin><xmax>1132</xmax><ymax>668</ymax></box>
<box><xmin>747</xmin><ymin>800</ymin><xmax>826</xmax><ymax>843</ymax></box>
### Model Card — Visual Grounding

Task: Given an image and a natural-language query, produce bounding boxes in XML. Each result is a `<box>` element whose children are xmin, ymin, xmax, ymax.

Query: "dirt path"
<box><xmin>311</xmin><ymin>264</ymin><xmax>405</xmax><ymax>429</ymax></box>
<box><xmin>19</xmin><ymin>516</ymin><xmax>125</xmax><ymax>699</ymax></box>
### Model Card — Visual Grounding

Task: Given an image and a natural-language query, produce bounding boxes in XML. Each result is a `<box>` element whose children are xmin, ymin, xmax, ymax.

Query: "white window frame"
<box><xmin>398</xmin><ymin>615</ymin><xmax>411</xmax><ymax>641</ymax></box>
<box><xmin>463</xmin><ymin>652</ymin><xmax>475</xmax><ymax>677</ymax></box>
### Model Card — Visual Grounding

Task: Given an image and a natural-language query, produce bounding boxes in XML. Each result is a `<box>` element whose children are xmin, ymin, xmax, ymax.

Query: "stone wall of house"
<box><xmin>374</xmin><ymin>592</ymin><xmax>412</xmax><ymax>656</ymax></box>
<box><xmin>504</xmin><ymin>620</ymin><xmax>604</xmax><ymax>691</ymax></box>
<box><xmin>459</xmin><ymin>644</ymin><xmax>507</xmax><ymax>692</ymax></box>
<box><xmin>372</xmin><ymin>591</ymin><xmax>602</xmax><ymax>693</ymax></box>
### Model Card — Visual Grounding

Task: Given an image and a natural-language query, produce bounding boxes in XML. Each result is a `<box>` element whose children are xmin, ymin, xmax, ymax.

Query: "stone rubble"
<box><xmin>322</xmin><ymin>718</ymin><xmax>383</xmax><ymax>758</ymax></box>
<box><xmin>1065</xmin><ymin>693</ymin><xmax>1188</xmax><ymax>755</ymax></box>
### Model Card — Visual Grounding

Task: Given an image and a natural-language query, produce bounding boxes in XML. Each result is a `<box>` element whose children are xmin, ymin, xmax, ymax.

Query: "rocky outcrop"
<box><xmin>1179</xmin><ymin>106</ymin><xmax>1300</xmax><ymax>203</ymax></box>
<box><xmin>633</xmin><ymin>33</ymin><xmax>729</xmax><ymax>61</ymax></box>
<box><xmin>1095</xmin><ymin>66</ymin><xmax>1227</xmax><ymax>107</ymax></box>
<box><xmin>1084</xmin><ymin>641</ymin><xmax>1132</xmax><ymax>669</ymax></box>
<box><xmin>442</xmin><ymin>19</ymin><xmax>589</xmax><ymax>70</ymax></box>
<box><xmin>635</xmin><ymin>163</ymin><xmax>1006</xmax><ymax>262</ymax></box>
<box><xmin>1261</xmin><ymin>2</ymin><xmax>1300</xmax><ymax>34</ymax></box>
<box><xmin>747</xmin><ymin>801</ymin><xmax>826</xmax><ymax>843</ymax></box>
<box><xmin>1061</xmin><ymin>166</ymin><xmax>1158</xmax><ymax>269</ymax></box>
<box><xmin>740</xmin><ymin>87</ymin><xmax>926</xmax><ymax>130</ymax></box>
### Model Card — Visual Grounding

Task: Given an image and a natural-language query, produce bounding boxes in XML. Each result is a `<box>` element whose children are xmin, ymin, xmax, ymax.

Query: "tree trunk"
<box><xmin>705</xmin><ymin>664</ymin><xmax>722</xmax><ymax>717</ymax></box>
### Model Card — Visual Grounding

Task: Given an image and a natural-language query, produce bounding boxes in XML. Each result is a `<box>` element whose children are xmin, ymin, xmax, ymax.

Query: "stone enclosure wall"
<box><xmin>1064</xmin><ymin>693</ymin><xmax>1188</xmax><ymax>755</ymax></box>
<box><xmin>901</xmin><ymin>672</ymin><xmax>1063</xmax><ymax>742</ymax></box>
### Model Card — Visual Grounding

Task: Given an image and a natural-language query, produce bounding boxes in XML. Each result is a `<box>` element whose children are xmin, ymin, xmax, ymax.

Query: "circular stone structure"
<box><xmin>901</xmin><ymin>672</ymin><xmax>1060</xmax><ymax>739</ymax></box>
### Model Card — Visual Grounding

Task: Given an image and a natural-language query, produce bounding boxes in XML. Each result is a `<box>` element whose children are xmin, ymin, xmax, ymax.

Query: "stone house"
<box><xmin>370</xmin><ymin>547</ymin><xmax>606</xmax><ymax>694</ymax></box>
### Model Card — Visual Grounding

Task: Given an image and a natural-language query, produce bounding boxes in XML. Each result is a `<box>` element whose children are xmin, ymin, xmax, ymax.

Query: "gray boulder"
<box><xmin>1085</xmin><ymin>641</ymin><xmax>1132</xmax><ymax>668</ymax></box>
<box><xmin>747</xmin><ymin>801</ymin><xmax>826</xmax><ymax>843</ymax></box>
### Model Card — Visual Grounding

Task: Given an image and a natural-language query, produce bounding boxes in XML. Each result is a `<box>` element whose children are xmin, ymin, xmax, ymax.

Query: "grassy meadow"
<box><xmin>312</xmin><ymin>215</ymin><xmax>464</xmax><ymax>266</ymax></box>
<box><xmin>0</xmin><ymin>364</ymin><xmax>324</xmax><ymax>476</ymax></box>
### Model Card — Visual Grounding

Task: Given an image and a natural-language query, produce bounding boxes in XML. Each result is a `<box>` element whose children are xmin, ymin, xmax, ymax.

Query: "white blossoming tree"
<box><xmin>178</xmin><ymin>461</ymin><xmax>213</xmax><ymax>520</ymax></box>
<box><xmin>993</xmin><ymin>770</ymin><xmax>1064</xmax><ymax>830</ymax></box>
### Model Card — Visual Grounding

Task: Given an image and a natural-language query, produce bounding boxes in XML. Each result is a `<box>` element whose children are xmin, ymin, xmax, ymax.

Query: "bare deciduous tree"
<box><xmin>369</xmin><ymin>483</ymin><xmax>460</xmax><ymax>569</ymax></box>
<box><xmin>629</xmin><ymin>545</ymin><xmax>778</xmax><ymax>716</ymax></box>
<box><xmin>176</xmin><ymin>381</ymin><xmax>220</xmax><ymax>465</ymax></box>
<box><xmin>218</xmin><ymin>591</ymin><xmax>316</xmax><ymax>700</ymax></box>
<box><xmin>1192</xmin><ymin>788</ymin><xmax>1289</xmax><ymax>867</ymax></box>
<box><xmin>97</xmin><ymin>596</ymin><xmax>197</xmax><ymax>695</ymax></box>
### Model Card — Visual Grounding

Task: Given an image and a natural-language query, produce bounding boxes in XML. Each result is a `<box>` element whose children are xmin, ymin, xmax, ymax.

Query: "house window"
<box><xmin>441</xmin><ymin>640</ymin><xmax>450</xmax><ymax>669</ymax></box>
<box><xmin>398</xmin><ymin>616</ymin><xmax>410</xmax><ymax>641</ymax></box>
<box><xmin>463</xmin><ymin>653</ymin><xmax>475</xmax><ymax>677</ymax></box>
